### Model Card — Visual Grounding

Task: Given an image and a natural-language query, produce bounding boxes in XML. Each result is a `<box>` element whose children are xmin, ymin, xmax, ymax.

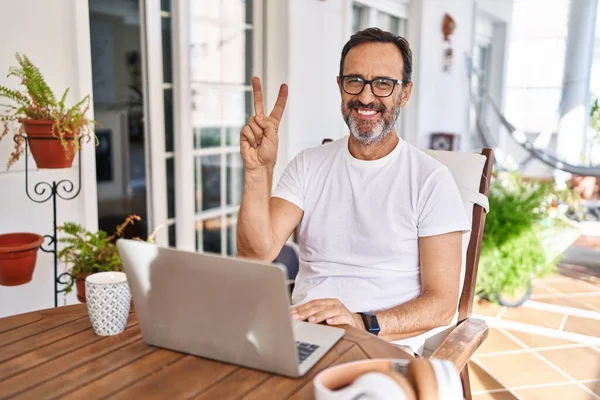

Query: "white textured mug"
<box><xmin>85</xmin><ymin>272</ymin><xmax>131</xmax><ymax>336</ymax></box>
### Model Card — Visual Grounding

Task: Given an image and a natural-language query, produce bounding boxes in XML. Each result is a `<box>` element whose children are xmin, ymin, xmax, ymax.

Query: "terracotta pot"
<box><xmin>0</xmin><ymin>233</ymin><xmax>44</xmax><ymax>286</ymax></box>
<box><xmin>22</xmin><ymin>120</ymin><xmax>77</xmax><ymax>169</ymax></box>
<box><xmin>75</xmin><ymin>273</ymin><xmax>91</xmax><ymax>303</ymax></box>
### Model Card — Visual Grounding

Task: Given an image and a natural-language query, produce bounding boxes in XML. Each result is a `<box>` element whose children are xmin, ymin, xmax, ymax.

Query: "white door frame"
<box><xmin>75</xmin><ymin>0</ymin><xmax>99</xmax><ymax>232</ymax></box>
<box><xmin>140</xmin><ymin>0</ymin><xmax>168</xmax><ymax>246</ymax></box>
<box><xmin>172</xmin><ymin>0</ymin><xmax>194</xmax><ymax>251</ymax></box>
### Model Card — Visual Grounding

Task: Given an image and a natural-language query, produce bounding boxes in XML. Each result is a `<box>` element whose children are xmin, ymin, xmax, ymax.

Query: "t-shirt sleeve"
<box><xmin>417</xmin><ymin>166</ymin><xmax>471</xmax><ymax>237</ymax></box>
<box><xmin>271</xmin><ymin>152</ymin><xmax>305</xmax><ymax>210</ymax></box>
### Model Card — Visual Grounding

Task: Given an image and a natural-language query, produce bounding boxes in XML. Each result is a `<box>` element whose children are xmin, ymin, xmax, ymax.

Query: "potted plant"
<box><xmin>58</xmin><ymin>215</ymin><xmax>142</xmax><ymax>302</ymax></box>
<box><xmin>0</xmin><ymin>232</ymin><xmax>44</xmax><ymax>286</ymax></box>
<box><xmin>476</xmin><ymin>172</ymin><xmax>581</xmax><ymax>306</ymax></box>
<box><xmin>0</xmin><ymin>53</ymin><xmax>95</xmax><ymax>170</ymax></box>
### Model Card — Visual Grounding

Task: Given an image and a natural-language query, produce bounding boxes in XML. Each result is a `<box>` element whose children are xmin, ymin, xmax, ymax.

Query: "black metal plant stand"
<box><xmin>16</xmin><ymin>135</ymin><xmax>84</xmax><ymax>307</ymax></box>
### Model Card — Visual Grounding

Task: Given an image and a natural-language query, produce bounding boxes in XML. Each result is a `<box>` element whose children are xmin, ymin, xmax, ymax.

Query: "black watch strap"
<box><xmin>358</xmin><ymin>312</ymin><xmax>380</xmax><ymax>336</ymax></box>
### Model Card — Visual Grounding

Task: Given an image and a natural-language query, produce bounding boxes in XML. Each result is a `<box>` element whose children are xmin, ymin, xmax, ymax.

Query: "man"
<box><xmin>236</xmin><ymin>28</ymin><xmax>469</xmax><ymax>353</ymax></box>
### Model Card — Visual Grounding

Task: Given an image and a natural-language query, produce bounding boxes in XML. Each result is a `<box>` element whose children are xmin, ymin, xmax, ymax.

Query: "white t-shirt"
<box><xmin>272</xmin><ymin>136</ymin><xmax>470</xmax><ymax>351</ymax></box>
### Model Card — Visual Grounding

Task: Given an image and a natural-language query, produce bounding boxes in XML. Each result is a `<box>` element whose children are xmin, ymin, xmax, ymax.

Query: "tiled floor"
<box><xmin>470</xmin><ymin>328</ymin><xmax>600</xmax><ymax>399</ymax></box>
<box><xmin>471</xmin><ymin>234</ymin><xmax>600</xmax><ymax>399</ymax></box>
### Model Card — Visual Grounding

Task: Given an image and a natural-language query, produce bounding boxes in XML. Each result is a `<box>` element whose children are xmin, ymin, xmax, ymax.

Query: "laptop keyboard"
<box><xmin>296</xmin><ymin>341</ymin><xmax>320</xmax><ymax>364</ymax></box>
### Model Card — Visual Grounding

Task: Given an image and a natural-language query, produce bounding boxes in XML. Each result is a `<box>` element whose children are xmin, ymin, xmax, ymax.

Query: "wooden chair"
<box><xmin>421</xmin><ymin>147</ymin><xmax>494</xmax><ymax>400</ymax></box>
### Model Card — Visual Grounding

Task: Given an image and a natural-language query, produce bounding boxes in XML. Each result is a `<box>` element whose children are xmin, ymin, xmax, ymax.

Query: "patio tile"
<box><xmin>583</xmin><ymin>381</ymin><xmax>600</xmax><ymax>396</ymax></box>
<box><xmin>515</xmin><ymin>384</ymin><xmax>596</xmax><ymax>400</ymax></box>
<box><xmin>531</xmin><ymin>282</ymin><xmax>560</xmax><ymax>297</ymax></box>
<box><xmin>472</xmin><ymin>391</ymin><xmax>518</xmax><ymax>400</ymax></box>
<box><xmin>500</xmin><ymin>307</ymin><xmax>564</xmax><ymax>330</ymax></box>
<box><xmin>476</xmin><ymin>329</ymin><xmax>524</xmax><ymax>354</ymax></box>
<box><xmin>537</xmin><ymin>346</ymin><xmax>600</xmax><ymax>380</ymax></box>
<box><xmin>533</xmin><ymin>296</ymin><xmax>595</xmax><ymax>310</ymax></box>
<box><xmin>506</xmin><ymin>330</ymin><xmax>575</xmax><ymax>348</ymax></box>
<box><xmin>469</xmin><ymin>362</ymin><xmax>505</xmax><ymax>391</ymax></box>
<box><xmin>574</xmin><ymin>236</ymin><xmax>600</xmax><ymax>250</ymax></box>
<box><xmin>572</xmin><ymin>294</ymin><xmax>600</xmax><ymax>311</ymax></box>
<box><xmin>475</xmin><ymin>353</ymin><xmax>569</xmax><ymax>387</ymax></box>
<box><xmin>543</xmin><ymin>278</ymin><xmax>600</xmax><ymax>294</ymax></box>
<box><xmin>563</xmin><ymin>315</ymin><xmax>600</xmax><ymax>337</ymax></box>
<box><xmin>538</xmin><ymin>272</ymin><xmax>567</xmax><ymax>282</ymax></box>
<box><xmin>473</xmin><ymin>299</ymin><xmax>504</xmax><ymax>317</ymax></box>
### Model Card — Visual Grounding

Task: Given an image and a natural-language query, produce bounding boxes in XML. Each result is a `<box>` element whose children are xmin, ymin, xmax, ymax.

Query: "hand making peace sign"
<box><xmin>240</xmin><ymin>77</ymin><xmax>288</xmax><ymax>171</ymax></box>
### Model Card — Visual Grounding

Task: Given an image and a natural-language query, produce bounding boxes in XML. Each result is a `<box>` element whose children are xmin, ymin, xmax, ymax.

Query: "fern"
<box><xmin>57</xmin><ymin>215</ymin><xmax>144</xmax><ymax>295</ymax></box>
<box><xmin>0</xmin><ymin>53</ymin><xmax>95</xmax><ymax>170</ymax></box>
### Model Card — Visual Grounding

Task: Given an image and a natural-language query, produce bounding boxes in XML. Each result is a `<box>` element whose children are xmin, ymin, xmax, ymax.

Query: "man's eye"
<box><xmin>374</xmin><ymin>79</ymin><xmax>392</xmax><ymax>88</ymax></box>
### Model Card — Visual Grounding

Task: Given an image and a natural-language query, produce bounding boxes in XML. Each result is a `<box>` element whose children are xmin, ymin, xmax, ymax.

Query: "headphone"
<box><xmin>313</xmin><ymin>358</ymin><xmax>463</xmax><ymax>400</ymax></box>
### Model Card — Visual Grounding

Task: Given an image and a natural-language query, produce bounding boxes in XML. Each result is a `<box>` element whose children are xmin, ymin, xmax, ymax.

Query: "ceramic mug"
<box><xmin>85</xmin><ymin>271</ymin><xmax>131</xmax><ymax>336</ymax></box>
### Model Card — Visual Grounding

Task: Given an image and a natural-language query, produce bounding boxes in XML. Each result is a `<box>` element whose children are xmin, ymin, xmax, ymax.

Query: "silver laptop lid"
<box><xmin>116</xmin><ymin>239</ymin><xmax>300</xmax><ymax>376</ymax></box>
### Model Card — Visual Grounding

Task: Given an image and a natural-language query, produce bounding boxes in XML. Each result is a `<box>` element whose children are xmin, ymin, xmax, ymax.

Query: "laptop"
<box><xmin>116</xmin><ymin>239</ymin><xmax>345</xmax><ymax>378</ymax></box>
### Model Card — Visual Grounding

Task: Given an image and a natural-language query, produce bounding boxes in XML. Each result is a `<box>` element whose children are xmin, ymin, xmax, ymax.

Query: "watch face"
<box><xmin>363</xmin><ymin>313</ymin><xmax>380</xmax><ymax>335</ymax></box>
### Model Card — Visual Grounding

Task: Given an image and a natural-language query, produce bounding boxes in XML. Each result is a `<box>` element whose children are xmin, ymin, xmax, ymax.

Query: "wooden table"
<box><xmin>0</xmin><ymin>304</ymin><xmax>411</xmax><ymax>399</ymax></box>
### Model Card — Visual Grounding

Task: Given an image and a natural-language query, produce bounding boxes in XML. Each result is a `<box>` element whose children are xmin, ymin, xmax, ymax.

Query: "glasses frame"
<box><xmin>340</xmin><ymin>75</ymin><xmax>403</xmax><ymax>98</ymax></box>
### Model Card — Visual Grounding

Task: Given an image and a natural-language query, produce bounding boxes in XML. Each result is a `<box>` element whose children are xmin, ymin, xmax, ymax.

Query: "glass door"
<box><xmin>142</xmin><ymin>0</ymin><xmax>262</xmax><ymax>252</ymax></box>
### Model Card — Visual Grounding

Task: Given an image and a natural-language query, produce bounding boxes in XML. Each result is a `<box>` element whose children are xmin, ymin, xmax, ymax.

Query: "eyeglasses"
<box><xmin>341</xmin><ymin>75</ymin><xmax>402</xmax><ymax>98</ymax></box>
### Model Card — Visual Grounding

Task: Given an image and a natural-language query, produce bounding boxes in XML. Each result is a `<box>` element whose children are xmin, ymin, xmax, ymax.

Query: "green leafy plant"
<box><xmin>0</xmin><ymin>53</ymin><xmax>95</xmax><ymax>170</ymax></box>
<box><xmin>57</xmin><ymin>215</ymin><xmax>161</xmax><ymax>295</ymax></box>
<box><xmin>591</xmin><ymin>95</ymin><xmax>600</xmax><ymax>142</ymax></box>
<box><xmin>476</xmin><ymin>172</ymin><xmax>563</xmax><ymax>300</ymax></box>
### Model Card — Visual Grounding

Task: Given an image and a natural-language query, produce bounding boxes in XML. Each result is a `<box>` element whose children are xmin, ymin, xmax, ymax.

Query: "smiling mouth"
<box><xmin>354</xmin><ymin>108</ymin><xmax>379</xmax><ymax>120</ymax></box>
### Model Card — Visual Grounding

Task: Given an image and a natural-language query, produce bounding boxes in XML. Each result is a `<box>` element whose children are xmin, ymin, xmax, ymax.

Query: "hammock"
<box><xmin>472</xmin><ymin>70</ymin><xmax>600</xmax><ymax>177</ymax></box>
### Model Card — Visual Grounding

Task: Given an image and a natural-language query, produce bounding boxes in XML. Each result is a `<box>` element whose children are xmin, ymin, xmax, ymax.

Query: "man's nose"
<box><xmin>357</xmin><ymin>82</ymin><xmax>376</xmax><ymax>105</ymax></box>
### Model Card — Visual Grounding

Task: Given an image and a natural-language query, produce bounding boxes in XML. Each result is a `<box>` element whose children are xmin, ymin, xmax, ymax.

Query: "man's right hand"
<box><xmin>240</xmin><ymin>77</ymin><xmax>288</xmax><ymax>171</ymax></box>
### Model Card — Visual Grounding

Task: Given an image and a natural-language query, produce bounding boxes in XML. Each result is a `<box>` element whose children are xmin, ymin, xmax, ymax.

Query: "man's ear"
<box><xmin>337</xmin><ymin>76</ymin><xmax>342</xmax><ymax>93</ymax></box>
<box><xmin>400</xmin><ymin>81</ymin><xmax>413</xmax><ymax>107</ymax></box>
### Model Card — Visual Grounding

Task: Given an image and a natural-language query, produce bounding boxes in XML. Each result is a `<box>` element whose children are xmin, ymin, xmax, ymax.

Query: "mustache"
<box><xmin>346</xmin><ymin>100</ymin><xmax>386</xmax><ymax>113</ymax></box>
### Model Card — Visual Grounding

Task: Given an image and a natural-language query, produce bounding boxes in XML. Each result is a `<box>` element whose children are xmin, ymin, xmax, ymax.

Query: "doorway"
<box><xmin>89</xmin><ymin>0</ymin><xmax>148</xmax><ymax>239</ymax></box>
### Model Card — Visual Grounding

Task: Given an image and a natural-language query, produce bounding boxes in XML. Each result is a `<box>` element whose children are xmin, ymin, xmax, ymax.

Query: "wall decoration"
<box><xmin>430</xmin><ymin>132</ymin><xmax>458</xmax><ymax>151</ymax></box>
<box><xmin>442</xmin><ymin>13</ymin><xmax>456</xmax><ymax>72</ymax></box>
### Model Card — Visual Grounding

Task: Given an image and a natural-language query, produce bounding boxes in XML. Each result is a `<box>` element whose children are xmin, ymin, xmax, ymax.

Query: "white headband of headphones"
<box><xmin>313</xmin><ymin>358</ymin><xmax>463</xmax><ymax>400</ymax></box>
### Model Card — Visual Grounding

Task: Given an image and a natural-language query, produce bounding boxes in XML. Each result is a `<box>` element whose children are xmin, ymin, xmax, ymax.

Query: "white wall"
<box><xmin>0</xmin><ymin>0</ymin><xmax>97</xmax><ymax>317</ymax></box>
<box><xmin>286</xmin><ymin>0</ymin><xmax>348</xmax><ymax>165</ymax></box>
<box><xmin>407</xmin><ymin>0</ymin><xmax>513</xmax><ymax>151</ymax></box>
<box><xmin>411</xmin><ymin>0</ymin><xmax>476</xmax><ymax>150</ymax></box>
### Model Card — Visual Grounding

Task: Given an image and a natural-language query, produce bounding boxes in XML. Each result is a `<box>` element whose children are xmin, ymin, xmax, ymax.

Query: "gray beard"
<box><xmin>344</xmin><ymin>94</ymin><xmax>402</xmax><ymax>146</ymax></box>
<box><xmin>349</xmin><ymin>118</ymin><xmax>387</xmax><ymax>145</ymax></box>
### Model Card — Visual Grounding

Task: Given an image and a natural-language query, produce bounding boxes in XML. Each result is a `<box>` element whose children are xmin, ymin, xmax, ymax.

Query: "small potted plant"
<box><xmin>0</xmin><ymin>53</ymin><xmax>95</xmax><ymax>170</ymax></box>
<box><xmin>58</xmin><ymin>215</ymin><xmax>142</xmax><ymax>303</ymax></box>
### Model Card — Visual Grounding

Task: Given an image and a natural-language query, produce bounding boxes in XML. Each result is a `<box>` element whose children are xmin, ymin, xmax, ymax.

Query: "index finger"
<box><xmin>293</xmin><ymin>299</ymin><xmax>338</xmax><ymax>311</ymax></box>
<box><xmin>251</xmin><ymin>76</ymin><xmax>265</xmax><ymax>116</ymax></box>
<box><xmin>270</xmin><ymin>83</ymin><xmax>288</xmax><ymax>122</ymax></box>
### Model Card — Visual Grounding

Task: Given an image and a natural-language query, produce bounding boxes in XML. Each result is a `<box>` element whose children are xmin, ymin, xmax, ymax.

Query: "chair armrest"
<box><xmin>429</xmin><ymin>318</ymin><xmax>489</xmax><ymax>371</ymax></box>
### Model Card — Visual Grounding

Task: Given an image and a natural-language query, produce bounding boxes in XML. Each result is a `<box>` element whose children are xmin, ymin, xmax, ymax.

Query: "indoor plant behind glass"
<box><xmin>0</xmin><ymin>53</ymin><xmax>95</xmax><ymax>170</ymax></box>
<box><xmin>58</xmin><ymin>215</ymin><xmax>142</xmax><ymax>303</ymax></box>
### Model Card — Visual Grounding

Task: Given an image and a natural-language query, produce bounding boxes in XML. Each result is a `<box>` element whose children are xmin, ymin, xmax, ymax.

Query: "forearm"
<box><xmin>237</xmin><ymin>167</ymin><xmax>276</xmax><ymax>260</ymax></box>
<box><xmin>376</xmin><ymin>292</ymin><xmax>457</xmax><ymax>341</ymax></box>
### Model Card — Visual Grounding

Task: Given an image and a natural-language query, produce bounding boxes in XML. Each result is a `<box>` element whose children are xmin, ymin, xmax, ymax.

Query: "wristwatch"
<box><xmin>358</xmin><ymin>312</ymin><xmax>380</xmax><ymax>336</ymax></box>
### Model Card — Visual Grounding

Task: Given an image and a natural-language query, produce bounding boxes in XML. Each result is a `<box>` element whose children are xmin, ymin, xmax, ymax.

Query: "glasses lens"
<box><xmin>343</xmin><ymin>77</ymin><xmax>364</xmax><ymax>95</ymax></box>
<box><xmin>372</xmin><ymin>78</ymin><xmax>395</xmax><ymax>97</ymax></box>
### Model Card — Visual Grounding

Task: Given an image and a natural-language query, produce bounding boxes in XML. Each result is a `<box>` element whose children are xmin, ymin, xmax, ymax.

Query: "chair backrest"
<box><xmin>423</xmin><ymin>148</ymin><xmax>494</xmax><ymax>322</ymax></box>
